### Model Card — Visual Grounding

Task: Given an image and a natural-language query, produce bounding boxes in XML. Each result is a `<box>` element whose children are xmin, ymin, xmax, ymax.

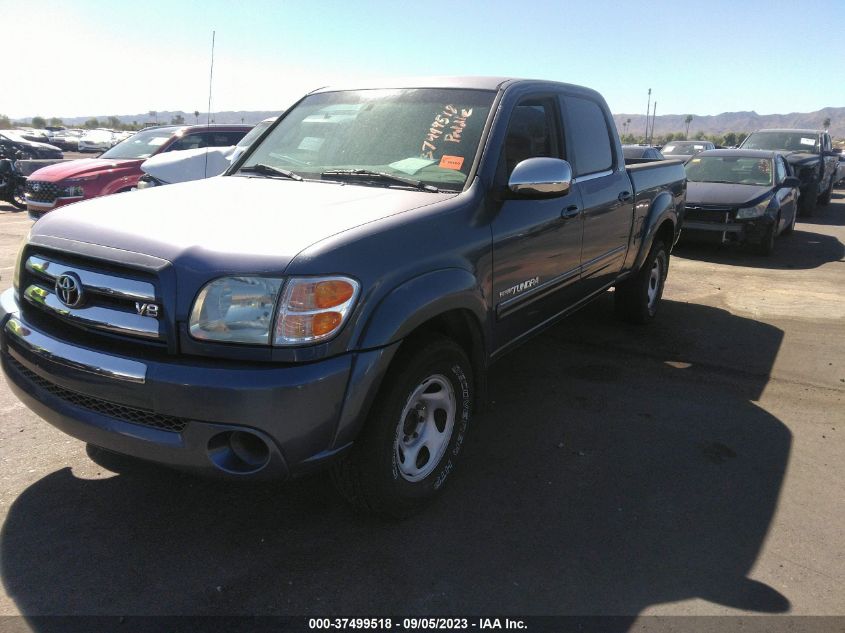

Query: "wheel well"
<box><xmin>401</xmin><ymin>309</ymin><xmax>487</xmax><ymax>412</ymax></box>
<box><xmin>655</xmin><ymin>219</ymin><xmax>675</xmax><ymax>251</ymax></box>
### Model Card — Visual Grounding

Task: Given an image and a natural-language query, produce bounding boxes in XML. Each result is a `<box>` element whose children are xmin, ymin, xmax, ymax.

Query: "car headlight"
<box><xmin>12</xmin><ymin>231</ymin><xmax>31</xmax><ymax>291</ymax></box>
<box><xmin>736</xmin><ymin>200</ymin><xmax>769</xmax><ymax>219</ymax></box>
<box><xmin>190</xmin><ymin>276</ymin><xmax>284</xmax><ymax>344</ymax></box>
<box><xmin>274</xmin><ymin>276</ymin><xmax>360</xmax><ymax>345</ymax></box>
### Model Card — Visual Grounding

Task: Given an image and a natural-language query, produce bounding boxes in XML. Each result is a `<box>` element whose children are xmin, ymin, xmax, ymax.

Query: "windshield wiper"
<box><xmin>240</xmin><ymin>163</ymin><xmax>303</xmax><ymax>181</ymax></box>
<box><xmin>321</xmin><ymin>169</ymin><xmax>439</xmax><ymax>192</ymax></box>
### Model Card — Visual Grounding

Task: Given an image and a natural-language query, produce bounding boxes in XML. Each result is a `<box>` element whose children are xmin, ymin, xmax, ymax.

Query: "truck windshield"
<box><xmin>236</xmin><ymin>88</ymin><xmax>496</xmax><ymax>191</ymax></box>
<box><xmin>742</xmin><ymin>131</ymin><xmax>818</xmax><ymax>153</ymax></box>
<box><xmin>100</xmin><ymin>127</ymin><xmax>178</xmax><ymax>160</ymax></box>
<box><xmin>685</xmin><ymin>156</ymin><xmax>773</xmax><ymax>186</ymax></box>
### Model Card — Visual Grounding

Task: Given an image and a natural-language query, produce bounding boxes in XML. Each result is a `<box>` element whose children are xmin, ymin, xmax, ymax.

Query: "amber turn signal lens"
<box><xmin>312</xmin><ymin>312</ymin><xmax>343</xmax><ymax>336</ymax></box>
<box><xmin>314</xmin><ymin>280</ymin><xmax>355</xmax><ymax>309</ymax></box>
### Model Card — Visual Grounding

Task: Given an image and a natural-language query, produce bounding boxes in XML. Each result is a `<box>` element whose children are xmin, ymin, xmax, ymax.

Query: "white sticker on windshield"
<box><xmin>800</xmin><ymin>137</ymin><xmax>815</xmax><ymax>146</ymax></box>
<box><xmin>663</xmin><ymin>145</ymin><xmax>675</xmax><ymax>152</ymax></box>
<box><xmin>297</xmin><ymin>136</ymin><xmax>325</xmax><ymax>152</ymax></box>
<box><xmin>147</xmin><ymin>137</ymin><xmax>170</xmax><ymax>146</ymax></box>
<box><xmin>389</xmin><ymin>157</ymin><xmax>437</xmax><ymax>175</ymax></box>
<box><xmin>693</xmin><ymin>145</ymin><xmax>704</xmax><ymax>150</ymax></box>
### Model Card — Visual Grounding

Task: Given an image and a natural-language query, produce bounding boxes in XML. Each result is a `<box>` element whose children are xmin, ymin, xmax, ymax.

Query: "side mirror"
<box><xmin>824</xmin><ymin>150</ymin><xmax>839</xmax><ymax>157</ymax></box>
<box><xmin>508</xmin><ymin>157</ymin><xmax>573</xmax><ymax>198</ymax></box>
<box><xmin>780</xmin><ymin>176</ymin><xmax>801</xmax><ymax>188</ymax></box>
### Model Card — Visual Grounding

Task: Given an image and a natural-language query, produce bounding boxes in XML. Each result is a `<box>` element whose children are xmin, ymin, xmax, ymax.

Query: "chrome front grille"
<box><xmin>22</xmin><ymin>254</ymin><xmax>163</xmax><ymax>341</ymax></box>
<box><xmin>25</xmin><ymin>181</ymin><xmax>62</xmax><ymax>203</ymax></box>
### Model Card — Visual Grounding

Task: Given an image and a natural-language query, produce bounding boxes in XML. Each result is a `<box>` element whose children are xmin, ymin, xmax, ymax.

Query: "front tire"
<box><xmin>332</xmin><ymin>334</ymin><xmax>474</xmax><ymax>518</ymax></box>
<box><xmin>799</xmin><ymin>187</ymin><xmax>816</xmax><ymax>217</ymax></box>
<box><xmin>614</xmin><ymin>239</ymin><xmax>668</xmax><ymax>324</ymax></box>
<box><xmin>9</xmin><ymin>183</ymin><xmax>26</xmax><ymax>210</ymax></box>
<box><xmin>755</xmin><ymin>218</ymin><xmax>777</xmax><ymax>256</ymax></box>
<box><xmin>818</xmin><ymin>176</ymin><xmax>834</xmax><ymax>206</ymax></box>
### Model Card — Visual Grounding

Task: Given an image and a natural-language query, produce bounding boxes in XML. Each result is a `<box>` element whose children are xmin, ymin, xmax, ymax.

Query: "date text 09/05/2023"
<box><xmin>308</xmin><ymin>618</ymin><xmax>528</xmax><ymax>630</ymax></box>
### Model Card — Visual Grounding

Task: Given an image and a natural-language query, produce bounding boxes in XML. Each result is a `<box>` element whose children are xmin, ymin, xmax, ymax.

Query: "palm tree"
<box><xmin>194</xmin><ymin>110</ymin><xmax>200</xmax><ymax>125</ymax></box>
<box><xmin>684</xmin><ymin>115</ymin><xmax>693</xmax><ymax>139</ymax></box>
<box><xmin>823</xmin><ymin>117</ymin><xmax>831</xmax><ymax>130</ymax></box>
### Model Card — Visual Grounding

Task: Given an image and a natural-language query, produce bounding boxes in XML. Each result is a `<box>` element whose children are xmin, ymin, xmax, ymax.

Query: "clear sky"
<box><xmin>3</xmin><ymin>0</ymin><xmax>843</xmax><ymax>120</ymax></box>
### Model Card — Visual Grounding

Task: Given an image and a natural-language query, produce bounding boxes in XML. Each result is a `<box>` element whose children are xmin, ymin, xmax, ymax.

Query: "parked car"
<box><xmin>24</xmin><ymin>124</ymin><xmax>251</xmax><ymax>216</ymax></box>
<box><xmin>0</xmin><ymin>131</ymin><xmax>63</xmax><ymax>160</ymax></box>
<box><xmin>49</xmin><ymin>129</ymin><xmax>84</xmax><ymax>151</ymax></box>
<box><xmin>15</xmin><ymin>128</ymin><xmax>50</xmax><ymax>143</ymax></box>
<box><xmin>622</xmin><ymin>144</ymin><xmax>664</xmax><ymax>163</ymax></box>
<box><xmin>1</xmin><ymin>77</ymin><xmax>686</xmax><ymax>517</ymax></box>
<box><xmin>739</xmin><ymin>128</ymin><xmax>839</xmax><ymax>216</ymax></box>
<box><xmin>136</xmin><ymin>117</ymin><xmax>275</xmax><ymax>188</ymax></box>
<box><xmin>660</xmin><ymin>140</ymin><xmax>715</xmax><ymax>161</ymax></box>
<box><xmin>681</xmin><ymin>149</ymin><xmax>800</xmax><ymax>255</ymax></box>
<box><xmin>835</xmin><ymin>148</ymin><xmax>845</xmax><ymax>185</ymax></box>
<box><xmin>77</xmin><ymin>129</ymin><xmax>118</xmax><ymax>152</ymax></box>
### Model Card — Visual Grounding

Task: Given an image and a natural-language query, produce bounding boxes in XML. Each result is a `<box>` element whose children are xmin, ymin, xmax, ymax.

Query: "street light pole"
<box><xmin>644</xmin><ymin>88</ymin><xmax>651</xmax><ymax>141</ymax></box>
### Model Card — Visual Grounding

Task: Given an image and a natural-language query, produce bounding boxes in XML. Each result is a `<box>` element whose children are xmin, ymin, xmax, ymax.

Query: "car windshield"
<box><xmin>100</xmin><ymin>127</ymin><xmax>177</xmax><ymax>159</ymax></box>
<box><xmin>237</xmin><ymin>88</ymin><xmax>496</xmax><ymax>190</ymax></box>
<box><xmin>742</xmin><ymin>131</ymin><xmax>818</xmax><ymax>153</ymax></box>
<box><xmin>236</xmin><ymin>119</ymin><xmax>274</xmax><ymax>149</ymax></box>
<box><xmin>662</xmin><ymin>142</ymin><xmax>707</xmax><ymax>156</ymax></box>
<box><xmin>685</xmin><ymin>156</ymin><xmax>773</xmax><ymax>186</ymax></box>
<box><xmin>0</xmin><ymin>131</ymin><xmax>27</xmax><ymax>143</ymax></box>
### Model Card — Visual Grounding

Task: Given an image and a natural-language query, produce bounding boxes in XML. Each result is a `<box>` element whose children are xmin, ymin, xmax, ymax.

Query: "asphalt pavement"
<box><xmin>0</xmin><ymin>191</ymin><xmax>843</xmax><ymax>626</ymax></box>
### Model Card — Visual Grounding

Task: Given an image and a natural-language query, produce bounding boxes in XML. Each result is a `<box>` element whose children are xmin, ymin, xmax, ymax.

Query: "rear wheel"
<box><xmin>614</xmin><ymin>239</ymin><xmax>668</xmax><ymax>324</ymax></box>
<box><xmin>332</xmin><ymin>334</ymin><xmax>473</xmax><ymax>519</ymax></box>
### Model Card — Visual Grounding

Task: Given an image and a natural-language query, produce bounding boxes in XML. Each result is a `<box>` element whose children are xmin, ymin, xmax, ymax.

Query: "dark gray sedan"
<box><xmin>681</xmin><ymin>149</ymin><xmax>800</xmax><ymax>255</ymax></box>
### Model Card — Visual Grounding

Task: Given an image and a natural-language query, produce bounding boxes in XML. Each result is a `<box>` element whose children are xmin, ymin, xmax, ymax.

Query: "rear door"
<box><xmin>490</xmin><ymin>95</ymin><xmax>584</xmax><ymax>352</ymax></box>
<box><xmin>560</xmin><ymin>94</ymin><xmax>633</xmax><ymax>293</ymax></box>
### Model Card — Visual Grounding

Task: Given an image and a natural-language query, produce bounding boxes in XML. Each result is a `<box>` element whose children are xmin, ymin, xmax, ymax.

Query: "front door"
<box><xmin>491</xmin><ymin>96</ymin><xmax>584</xmax><ymax>353</ymax></box>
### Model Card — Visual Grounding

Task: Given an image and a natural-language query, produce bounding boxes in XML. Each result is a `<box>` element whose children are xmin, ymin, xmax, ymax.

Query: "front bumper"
<box><xmin>0</xmin><ymin>288</ymin><xmax>397</xmax><ymax>479</ymax></box>
<box><xmin>681</xmin><ymin>215</ymin><xmax>775</xmax><ymax>246</ymax></box>
<box><xmin>25</xmin><ymin>196</ymin><xmax>81</xmax><ymax>218</ymax></box>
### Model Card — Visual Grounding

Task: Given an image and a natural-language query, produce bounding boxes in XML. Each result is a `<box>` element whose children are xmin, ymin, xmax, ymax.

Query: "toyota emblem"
<box><xmin>55</xmin><ymin>273</ymin><xmax>84</xmax><ymax>308</ymax></box>
<box><xmin>32</xmin><ymin>183</ymin><xmax>41</xmax><ymax>192</ymax></box>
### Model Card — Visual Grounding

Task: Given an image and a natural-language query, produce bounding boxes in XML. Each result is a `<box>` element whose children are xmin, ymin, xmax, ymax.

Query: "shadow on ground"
<box><xmin>1</xmin><ymin>300</ymin><xmax>791</xmax><ymax>629</ymax></box>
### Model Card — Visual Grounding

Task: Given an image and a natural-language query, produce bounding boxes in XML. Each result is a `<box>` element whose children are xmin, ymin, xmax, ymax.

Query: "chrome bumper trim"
<box><xmin>5</xmin><ymin>317</ymin><xmax>147</xmax><ymax>384</ymax></box>
<box><xmin>23</xmin><ymin>284</ymin><xmax>160</xmax><ymax>339</ymax></box>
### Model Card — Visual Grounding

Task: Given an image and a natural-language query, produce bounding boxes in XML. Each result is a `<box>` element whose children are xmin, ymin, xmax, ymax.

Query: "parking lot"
<box><xmin>0</xmin><ymin>192</ymin><xmax>843</xmax><ymax>621</ymax></box>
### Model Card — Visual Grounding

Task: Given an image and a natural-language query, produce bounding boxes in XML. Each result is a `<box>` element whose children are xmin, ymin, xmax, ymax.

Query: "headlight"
<box><xmin>736</xmin><ymin>200</ymin><xmax>769</xmax><ymax>219</ymax></box>
<box><xmin>190</xmin><ymin>276</ymin><xmax>283</xmax><ymax>344</ymax></box>
<box><xmin>274</xmin><ymin>276</ymin><xmax>359</xmax><ymax>345</ymax></box>
<box><xmin>12</xmin><ymin>231</ymin><xmax>30</xmax><ymax>291</ymax></box>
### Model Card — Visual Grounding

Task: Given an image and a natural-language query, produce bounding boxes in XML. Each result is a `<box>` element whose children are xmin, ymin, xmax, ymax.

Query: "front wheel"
<box><xmin>332</xmin><ymin>334</ymin><xmax>474</xmax><ymax>518</ymax></box>
<box><xmin>755</xmin><ymin>218</ymin><xmax>777</xmax><ymax>256</ymax></box>
<box><xmin>799</xmin><ymin>188</ymin><xmax>816</xmax><ymax>217</ymax></box>
<box><xmin>818</xmin><ymin>176</ymin><xmax>834</xmax><ymax>206</ymax></box>
<box><xmin>614</xmin><ymin>239</ymin><xmax>668</xmax><ymax>324</ymax></box>
<box><xmin>9</xmin><ymin>183</ymin><xmax>26</xmax><ymax>209</ymax></box>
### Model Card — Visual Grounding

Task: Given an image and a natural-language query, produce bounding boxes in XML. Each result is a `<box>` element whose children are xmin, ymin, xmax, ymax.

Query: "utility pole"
<box><xmin>650</xmin><ymin>102</ymin><xmax>657</xmax><ymax>144</ymax></box>
<box><xmin>644</xmin><ymin>88</ymin><xmax>651</xmax><ymax>141</ymax></box>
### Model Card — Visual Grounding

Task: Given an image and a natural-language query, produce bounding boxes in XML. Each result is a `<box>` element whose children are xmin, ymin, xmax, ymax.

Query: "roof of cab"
<box><xmin>309</xmin><ymin>75</ymin><xmax>599</xmax><ymax>95</ymax></box>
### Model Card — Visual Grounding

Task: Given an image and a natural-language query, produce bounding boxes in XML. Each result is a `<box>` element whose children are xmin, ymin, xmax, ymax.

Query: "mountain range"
<box><xmin>612</xmin><ymin>107</ymin><xmax>844</xmax><ymax>138</ymax></box>
<box><xmin>51</xmin><ymin>106</ymin><xmax>845</xmax><ymax>138</ymax></box>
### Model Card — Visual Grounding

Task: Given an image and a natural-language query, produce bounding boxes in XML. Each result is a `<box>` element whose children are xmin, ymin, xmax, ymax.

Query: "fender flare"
<box><xmin>633</xmin><ymin>190</ymin><xmax>678</xmax><ymax>272</ymax></box>
<box><xmin>355</xmin><ymin>267</ymin><xmax>487</xmax><ymax>350</ymax></box>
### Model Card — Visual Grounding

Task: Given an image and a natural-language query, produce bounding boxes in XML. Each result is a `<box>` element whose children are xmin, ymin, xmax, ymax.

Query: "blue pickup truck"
<box><xmin>1</xmin><ymin>77</ymin><xmax>686</xmax><ymax>517</ymax></box>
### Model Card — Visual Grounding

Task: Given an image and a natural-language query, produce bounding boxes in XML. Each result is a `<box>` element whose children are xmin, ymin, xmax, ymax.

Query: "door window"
<box><xmin>500</xmin><ymin>98</ymin><xmax>560</xmax><ymax>179</ymax></box>
<box><xmin>167</xmin><ymin>133</ymin><xmax>207</xmax><ymax>151</ymax></box>
<box><xmin>562</xmin><ymin>96</ymin><xmax>613</xmax><ymax>176</ymax></box>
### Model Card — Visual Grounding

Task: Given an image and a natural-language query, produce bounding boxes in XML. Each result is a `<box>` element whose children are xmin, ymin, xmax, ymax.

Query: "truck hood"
<box><xmin>31</xmin><ymin>175</ymin><xmax>456</xmax><ymax>273</ymax></box>
<box><xmin>141</xmin><ymin>146</ymin><xmax>235</xmax><ymax>183</ymax></box>
<box><xmin>28</xmin><ymin>158</ymin><xmax>140</xmax><ymax>182</ymax></box>
<box><xmin>686</xmin><ymin>182</ymin><xmax>772</xmax><ymax>207</ymax></box>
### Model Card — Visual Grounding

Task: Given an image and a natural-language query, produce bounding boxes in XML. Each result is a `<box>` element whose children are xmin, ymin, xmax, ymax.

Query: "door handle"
<box><xmin>618</xmin><ymin>190</ymin><xmax>633</xmax><ymax>202</ymax></box>
<box><xmin>561</xmin><ymin>205</ymin><xmax>581</xmax><ymax>219</ymax></box>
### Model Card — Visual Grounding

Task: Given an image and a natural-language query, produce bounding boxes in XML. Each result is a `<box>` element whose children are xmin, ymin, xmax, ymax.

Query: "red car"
<box><xmin>24</xmin><ymin>125</ymin><xmax>251</xmax><ymax>217</ymax></box>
